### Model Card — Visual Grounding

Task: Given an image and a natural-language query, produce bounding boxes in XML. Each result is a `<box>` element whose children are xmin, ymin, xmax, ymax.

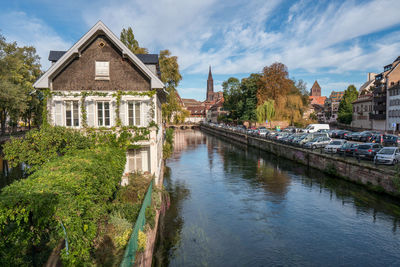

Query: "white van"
<box><xmin>305</xmin><ymin>124</ymin><xmax>330</xmax><ymax>133</ymax></box>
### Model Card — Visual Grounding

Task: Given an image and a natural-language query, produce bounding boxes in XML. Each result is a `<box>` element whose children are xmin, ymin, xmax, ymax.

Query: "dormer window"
<box><xmin>384</xmin><ymin>64</ymin><xmax>392</xmax><ymax>72</ymax></box>
<box><xmin>95</xmin><ymin>61</ymin><xmax>109</xmax><ymax>80</ymax></box>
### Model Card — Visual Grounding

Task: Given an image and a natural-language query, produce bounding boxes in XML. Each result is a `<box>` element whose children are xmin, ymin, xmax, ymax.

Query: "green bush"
<box><xmin>145</xmin><ymin>205</ymin><xmax>156</xmax><ymax>229</ymax></box>
<box><xmin>0</xmin><ymin>146</ymin><xmax>126</xmax><ymax>266</ymax></box>
<box><xmin>2</xmin><ymin>126</ymin><xmax>94</xmax><ymax>173</ymax></box>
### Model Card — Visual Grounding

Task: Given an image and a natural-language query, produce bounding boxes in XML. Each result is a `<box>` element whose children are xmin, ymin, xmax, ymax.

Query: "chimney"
<box><xmin>368</xmin><ymin>72</ymin><xmax>376</xmax><ymax>81</ymax></box>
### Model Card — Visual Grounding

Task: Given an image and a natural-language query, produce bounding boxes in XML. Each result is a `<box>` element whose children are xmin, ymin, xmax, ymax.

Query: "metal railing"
<box><xmin>120</xmin><ymin>179</ymin><xmax>153</xmax><ymax>267</ymax></box>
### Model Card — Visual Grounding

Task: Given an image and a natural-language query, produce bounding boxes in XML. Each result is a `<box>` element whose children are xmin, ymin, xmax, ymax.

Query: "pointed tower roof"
<box><xmin>310</xmin><ymin>80</ymin><xmax>321</xmax><ymax>96</ymax></box>
<box><xmin>208</xmin><ymin>65</ymin><xmax>213</xmax><ymax>80</ymax></box>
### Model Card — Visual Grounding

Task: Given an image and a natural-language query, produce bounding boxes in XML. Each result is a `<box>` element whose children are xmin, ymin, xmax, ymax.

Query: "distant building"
<box><xmin>182</xmin><ymin>66</ymin><xmax>224</xmax><ymax>123</ymax></box>
<box><xmin>372</xmin><ymin>56</ymin><xmax>400</xmax><ymax>131</ymax></box>
<box><xmin>310</xmin><ymin>80</ymin><xmax>321</xmax><ymax>96</ymax></box>
<box><xmin>324</xmin><ymin>91</ymin><xmax>344</xmax><ymax>123</ymax></box>
<box><xmin>351</xmin><ymin>73</ymin><xmax>376</xmax><ymax>129</ymax></box>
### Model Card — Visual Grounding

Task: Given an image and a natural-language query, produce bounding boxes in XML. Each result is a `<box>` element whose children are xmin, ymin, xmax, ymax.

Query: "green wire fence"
<box><xmin>120</xmin><ymin>179</ymin><xmax>153</xmax><ymax>267</ymax></box>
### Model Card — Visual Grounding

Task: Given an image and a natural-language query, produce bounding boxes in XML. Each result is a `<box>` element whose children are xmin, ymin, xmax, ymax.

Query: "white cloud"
<box><xmin>0</xmin><ymin>11</ymin><xmax>71</xmax><ymax>70</ymax></box>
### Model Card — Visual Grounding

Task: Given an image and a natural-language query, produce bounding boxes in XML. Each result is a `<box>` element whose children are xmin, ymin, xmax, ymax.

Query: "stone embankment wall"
<box><xmin>200</xmin><ymin>124</ymin><xmax>400</xmax><ymax>197</ymax></box>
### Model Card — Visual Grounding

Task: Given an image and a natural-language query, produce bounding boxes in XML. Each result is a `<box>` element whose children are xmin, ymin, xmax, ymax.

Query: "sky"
<box><xmin>1</xmin><ymin>0</ymin><xmax>400</xmax><ymax>101</ymax></box>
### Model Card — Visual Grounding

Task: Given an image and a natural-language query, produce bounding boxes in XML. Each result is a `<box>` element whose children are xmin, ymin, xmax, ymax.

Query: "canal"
<box><xmin>154</xmin><ymin>130</ymin><xmax>400</xmax><ymax>266</ymax></box>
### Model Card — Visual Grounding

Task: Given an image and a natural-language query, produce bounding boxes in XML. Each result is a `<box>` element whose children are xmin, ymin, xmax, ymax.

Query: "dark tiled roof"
<box><xmin>135</xmin><ymin>54</ymin><xmax>159</xmax><ymax>64</ymax></box>
<box><xmin>48</xmin><ymin>51</ymin><xmax>66</xmax><ymax>62</ymax></box>
<box><xmin>48</xmin><ymin>50</ymin><xmax>159</xmax><ymax>64</ymax></box>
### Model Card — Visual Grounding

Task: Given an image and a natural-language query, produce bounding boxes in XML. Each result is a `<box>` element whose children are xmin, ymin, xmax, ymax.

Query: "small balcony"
<box><xmin>373</xmin><ymin>105</ymin><xmax>386</xmax><ymax>112</ymax></box>
<box><xmin>370</xmin><ymin>113</ymin><xmax>386</xmax><ymax>120</ymax></box>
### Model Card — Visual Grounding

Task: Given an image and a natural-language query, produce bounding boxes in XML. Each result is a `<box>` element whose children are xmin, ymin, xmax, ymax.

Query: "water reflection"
<box><xmin>155</xmin><ymin>130</ymin><xmax>400</xmax><ymax>266</ymax></box>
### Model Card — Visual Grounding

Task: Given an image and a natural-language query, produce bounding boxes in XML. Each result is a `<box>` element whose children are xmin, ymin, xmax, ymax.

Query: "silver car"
<box><xmin>304</xmin><ymin>137</ymin><xmax>332</xmax><ymax>149</ymax></box>
<box><xmin>324</xmin><ymin>140</ymin><xmax>347</xmax><ymax>153</ymax></box>
<box><xmin>374</xmin><ymin>147</ymin><xmax>400</xmax><ymax>165</ymax></box>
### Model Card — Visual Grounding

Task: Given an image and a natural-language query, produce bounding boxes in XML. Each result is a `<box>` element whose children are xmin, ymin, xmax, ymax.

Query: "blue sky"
<box><xmin>1</xmin><ymin>0</ymin><xmax>400</xmax><ymax>101</ymax></box>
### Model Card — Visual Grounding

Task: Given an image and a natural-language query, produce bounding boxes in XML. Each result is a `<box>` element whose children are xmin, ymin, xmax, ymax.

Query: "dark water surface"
<box><xmin>154</xmin><ymin>130</ymin><xmax>400</xmax><ymax>266</ymax></box>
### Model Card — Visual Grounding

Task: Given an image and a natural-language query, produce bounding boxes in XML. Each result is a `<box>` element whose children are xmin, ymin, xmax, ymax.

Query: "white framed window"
<box><xmin>97</xmin><ymin>101</ymin><xmax>110</xmax><ymax>126</ymax></box>
<box><xmin>128</xmin><ymin>101</ymin><xmax>141</xmax><ymax>126</ymax></box>
<box><xmin>95</xmin><ymin>61</ymin><xmax>109</xmax><ymax>80</ymax></box>
<box><xmin>65</xmin><ymin>100</ymin><xmax>79</xmax><ymax>127</ymax></box>
<box><xmin>128</xmin><ymin>147</ymin><xmax>149</xmax><ymax>173</ymax></box>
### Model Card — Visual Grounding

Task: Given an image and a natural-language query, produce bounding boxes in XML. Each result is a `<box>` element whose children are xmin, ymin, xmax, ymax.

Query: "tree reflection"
<box><xmin>153</xmin><ymin>166</ymin><xmax>191</xmax><ymax>267</ymax></box>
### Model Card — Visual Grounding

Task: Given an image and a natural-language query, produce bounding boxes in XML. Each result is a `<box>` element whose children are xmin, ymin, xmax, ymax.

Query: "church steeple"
<box><xmin>206</xmin><ymin>66</ymin><xmax>214</xmax><ymax>101</ymax></box>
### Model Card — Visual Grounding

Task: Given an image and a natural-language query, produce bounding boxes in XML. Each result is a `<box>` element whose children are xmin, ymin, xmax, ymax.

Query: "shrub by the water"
<box><xmin>0</xmin><ymin>146</ymin><xmax>126</xmax><ymax>266</ymax></box>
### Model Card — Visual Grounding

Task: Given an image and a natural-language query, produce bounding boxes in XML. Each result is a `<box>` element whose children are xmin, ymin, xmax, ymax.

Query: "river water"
<box><xmin>153</xmin><ymin>130</ymin><xmax>400</xmax><ymax>266</ymax></box>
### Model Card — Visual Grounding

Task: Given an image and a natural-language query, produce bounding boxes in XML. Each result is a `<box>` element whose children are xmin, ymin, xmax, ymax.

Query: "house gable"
<box><xmin>34</xmin><ymin>21</ymin><xmax>164</xmax><ymax>89</ymax></box>
<box><xmin>52</xmin><ymin>35</ymin><xmax>151</xmax><ymax>91</ymax></box>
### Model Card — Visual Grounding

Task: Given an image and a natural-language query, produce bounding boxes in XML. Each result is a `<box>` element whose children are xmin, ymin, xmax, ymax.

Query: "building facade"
<box><xmin>33</xmin><ymin>21</ymin><xmax>166</xmax><ymax>182</ymax></box>
<box><xmin>351</xmin><ymin>93</ymin><xmax>373</xmax><ymax>129</ymax></box>
<box><xmin>371</xmin><ymin>56</ymin><xmax>400</xmax><ymax>131</ymax></box>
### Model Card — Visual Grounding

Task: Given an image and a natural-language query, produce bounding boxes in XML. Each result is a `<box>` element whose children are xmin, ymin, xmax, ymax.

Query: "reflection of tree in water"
<box><xmin>153</xmin><ymin>166</ymin><xmax>191</xmax><ymax>267</ymax></box>
<box><xmin>219</xmin><ymin>141</ymin><xmax>291</xmax><ymax>198</ymax></box>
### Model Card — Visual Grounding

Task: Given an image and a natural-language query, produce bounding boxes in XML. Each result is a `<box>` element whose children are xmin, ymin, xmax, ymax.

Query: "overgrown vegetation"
<box><xmin>163</xmin><ymin>128</ymin><xmax>174</xmax><ymax>159</ymax></box>
<box><xmin>0</xmin><ymin>146</ymin><xmax>125</xmax><ymax>265</ymax></box>
<box><xmin>0</xmin><ymin>126</ymin><xmax>155</xmax><ymax>266</ymax></box>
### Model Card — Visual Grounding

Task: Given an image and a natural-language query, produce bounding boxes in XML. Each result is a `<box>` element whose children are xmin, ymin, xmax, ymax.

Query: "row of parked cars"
<box><xmin>205</xmin><ymin>123</ymin><xmax>400</xmax><ymax>165</ymax></box>
<box><xmin>329</xmin><ymin>129</ymin><xmax>400</xmax><ymax>146</ymax></box>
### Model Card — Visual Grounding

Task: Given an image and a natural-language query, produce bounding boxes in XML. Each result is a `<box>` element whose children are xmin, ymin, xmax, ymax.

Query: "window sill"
<box><xmin>95</xmin><ymin>76</ymin><xmax>110</xmax><ymax>81</ymax></box>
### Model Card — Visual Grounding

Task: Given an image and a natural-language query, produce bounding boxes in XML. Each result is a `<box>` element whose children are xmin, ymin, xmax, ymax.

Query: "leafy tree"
<box><xmin>0</xmin><ymin>80</ymin><xmax>27</xmax><ymax>134</ymax></box>
<box><xmin>159</xmin><ymin>49</ymin><xmax>182</xmax><ymax>88</ymax></box>
<box><xmin>256</xmin><ymin>99</ymin><xmax>275</xmax><ymax>128</ymax></box>
<box><xmin>257</xmin><ymin>62</ymin><xmax>293</xmax><ymax>104</ymax></box>
<box><xmin>222</xmin><ymin>77</ymin><xmax>241</xmax><ymax>121</ymax></box>
<box><xmin>159</xmin><ymin>50</ymin><xmax>187</xmax><ymax>124</ymax></box>
<box><xmin>0</xmin><ymin>35</ymin><xmax>42</xmax><ymax>134</ymax></box>
<box><xmin>120</xmin><ymin>27</ymin><xmax>148</xmax><ymax>54</ymax></box>
<box><xmin>239</xmin><ymin>74</ymin><xmax>260</xmax><ymax>123</ymax></box>
<box><xmin>338</xmin><ymin>85</ymin><xmax>358</xmax><ymax>124</ymax></box>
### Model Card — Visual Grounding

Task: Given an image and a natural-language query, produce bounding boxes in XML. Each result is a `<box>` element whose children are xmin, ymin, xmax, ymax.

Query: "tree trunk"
<box><xmin>0</xmin><ymin>111</ymin><xmax>6</xmax><ymax>135</ymax></box>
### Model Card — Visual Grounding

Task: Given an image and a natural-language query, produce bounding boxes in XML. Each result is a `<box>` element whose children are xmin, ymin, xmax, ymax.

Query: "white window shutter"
<box><xmin>54</xmin><ymin>101</ymin><xmax>63</xmax><ymax>126</ymax></box>
<box><xmin>120</xmin><ymin>100</ymin><xmax>126</xmax><ymax>126</ymax></box>
<box><xmin>111</xmin><ymin>101</ymin><xmax>116</xmax><ymax>126</ymax></box>
<box><xmin>87</xmin><ymin>100</ymin><xmax>95</xmax><ymax>127</ymax></box>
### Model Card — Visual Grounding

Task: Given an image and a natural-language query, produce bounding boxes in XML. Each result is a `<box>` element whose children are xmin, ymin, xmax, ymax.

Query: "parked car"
<box><xmin>374</xmin><ymin>147</ymin><xmax>400</xmax><ymax>165</ymax></box>
<box><xmin>298</xmin><ymin>133</ymin><xmax>329</xmax><ymax>146</ymax></box>
<box><xmin>333</xmin><ymin>130</ymin><xmax>350</xmax><ymax>139</ymax></box>
<box><xmin>355</xmin><ymin>143</ymin><xmax>383</xmax><ymax>159</ymax></box>
<box><xmin>382</xmin><ymin>134</ymin><xmax>400</xmax><ymax>147</ymax></box>
<box><xmin>330</xmin><ymin>130</ymin><xmax>340</xmax><ymax>138</ymax></box>
<box><xmin>304</xmin><ymin>124</ymin><xmax>330</xmax><ymax>133</ymax></box>
<box><xmin>345</xmin><ymin>132</ymin><xmax>358</xmax><ymax>140</ymax></box>
<box><xmin>258</xmin><ymin>128</ymin><xmax>269</xmax><ymax>137</ymax></box>
<box><xmin>350</xmin><ymin>132</ymin><xmax>362</xmax><ymax>141</ymax></box>
<box><xmin>359</xmin><ymin>131</ymin><xmax>375</xmax><ymax>142</ymax></box>
<box><xmin>324</xmin><ymin>140</ymin><xmax>347</xmax><ymax>153</ymax></box>
<box><xmin>304</xmin><ymin>136</ymin><xmax>332</xmax><ymax>149</ymax></box>
<box><xmin>341</xmin><ymin>143</ymin><xmax>359</xmax><ymax>156</ymax></box>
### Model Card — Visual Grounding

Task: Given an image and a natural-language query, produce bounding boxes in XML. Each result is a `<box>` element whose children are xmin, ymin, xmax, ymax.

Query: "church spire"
<box><xmin>206</xmin><ymin>66</ymin><xmax>214</xmax><ymax>101</ymax></box>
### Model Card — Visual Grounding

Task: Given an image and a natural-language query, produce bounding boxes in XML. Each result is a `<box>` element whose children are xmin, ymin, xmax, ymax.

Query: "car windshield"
<box><xmin>378</xmin><ymin>148</ymin><xmax>395</xmax><ymax>155</ymax></box>
<box><xmin>358</xmin><ymin>145</ymin><xmax>371</xmax><ymax>149</ymax></box>
<box><xmin>330</xmin><ymin>141</ymin><xmax>342</xmax><ymax>145</ymax></box>
<box><xmin>311</xmin><ymin>137</ymin><xmax>320</xmax><ymax>142</ymax></box>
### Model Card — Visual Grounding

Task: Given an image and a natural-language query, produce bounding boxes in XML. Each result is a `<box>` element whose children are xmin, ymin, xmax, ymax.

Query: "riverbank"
<box><xmin>200</xmin><ymin>124</ymin><xmax>400</xmax><ymax>197</ymax></box>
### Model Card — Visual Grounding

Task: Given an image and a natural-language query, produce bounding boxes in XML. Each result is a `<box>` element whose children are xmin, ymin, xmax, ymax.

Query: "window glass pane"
<box><xmin>98</xmin><ymin>102</ymin><xmax>103</xmax><ymax>126</ymax></box>
<box><xmin>136</xmin><ymin>149</ymin><xmax>142</xmax><ymax>171</ymax></box>
<box><xmin>128</xmin><ymin>102</ymin><xmax>134</xmax><ymax>126</ymax></box>
<box><xmin>104</xmin><ymin>102</ymin><xmax>110</xmax><ymax>126</ymax></box>
<box><xmin>66</xmin><ymin>101</ymin><xmax>72</xmax><ymax>126</ymax></box>
<box><xmin>135</xmin><ymin>102</ymin><xmax>141</xmax><ymax>126</ymax></box>
<box><xmin>73</xmin><ymin>101</ymin><xmax>79</xmax><ymax>126</ymax></box>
